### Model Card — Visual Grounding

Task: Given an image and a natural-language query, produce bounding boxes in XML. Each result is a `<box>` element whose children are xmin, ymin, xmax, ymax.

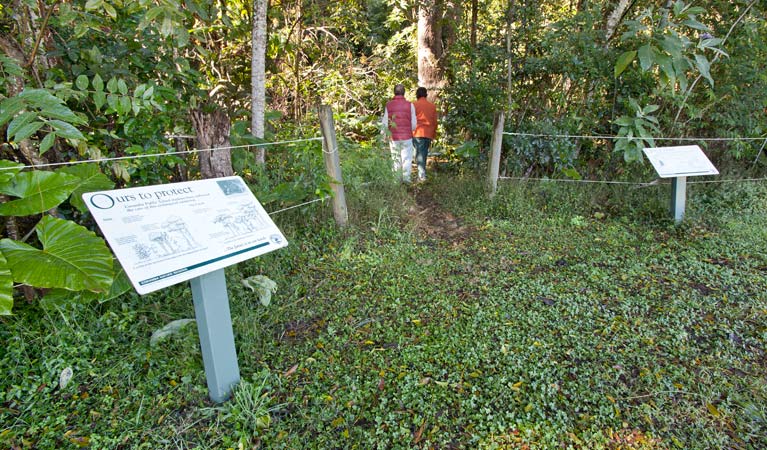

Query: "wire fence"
<box><xmin>503</xmin><ymin>132</ymin><xmax>767</xmax><ymax>142</ymax></box>
<box><xmin>266</xmin><ymin>195</ymin><xmax>330</xmax><ymax>216</ymax></box>
<box><xmin>499</xmin><ymin>131</ymin><xmax>767</xmax><ymax>185</ymax></box>
<box><xmin>0</xmin><ymin>137</ymin><xmax>325</xmax><ymax>171</ymax></box>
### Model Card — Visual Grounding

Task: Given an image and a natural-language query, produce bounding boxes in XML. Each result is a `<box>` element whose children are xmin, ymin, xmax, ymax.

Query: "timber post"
<box><xmin>487</xmin><ymin>111</ymin><xmax>505</xmax><ymax>198</ymax></box>
<box><xmin>318</xmin><ymin>105</ymin><xmax>349</xmax><ymax>227</ymax></box>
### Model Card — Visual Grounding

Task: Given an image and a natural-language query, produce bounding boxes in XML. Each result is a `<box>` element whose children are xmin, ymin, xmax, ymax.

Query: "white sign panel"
<box><xmin>83</xmin><ymin>176</ymin><xmax>287</xmax><ymax>295</ymax></box>
<box><xmin>643</xmin><ymin>145</ymin><xmax>719</xmax><ymax>178</ymax></box>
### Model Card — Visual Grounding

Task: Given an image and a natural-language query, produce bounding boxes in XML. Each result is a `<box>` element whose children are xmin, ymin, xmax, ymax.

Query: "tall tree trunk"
<box><xmin>293</xmin><ymin>0</ymin><xmax>302</xmax><ymax>120</ymax></box>
<box><xmin>251</xmin><ymin>0</ymin><xmax>268</xmax><ymax>164</ymax></box>
<box><xmin>190</xmin><ymin>109</ymin><xmax>234</xmax><ymax>179</ymax></box>
<box><xmin>506</xmin><ymin>0</ymin><xmax>517</xmax><ymax>113</ymax></box>
<box><xmin>470</xmin><ymin>0</ymin><xmax>478</xmax><ymax>49</ymax></box>
<box><xmin>417</xmin><ymin>0</ymin><xmax>447</xmax><ymax>102</ymax></box>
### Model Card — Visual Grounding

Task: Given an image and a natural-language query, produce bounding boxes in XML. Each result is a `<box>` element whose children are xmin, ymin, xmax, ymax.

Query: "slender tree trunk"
<box><xmin>190</xmin><ymin>109</ymin><xmax>234</xmax><ymax>179</ymax></box>
<box><xmin>293</xmin><ymin>0</ymin><xmax>302</xmax><ymax>120</ymax></box>
<box><xmin>604</xmin><ymin>0</ymin><xmax>634</xmax><ymax>44</ymax></box>
<box><xmin>506</xmin><ymin>0</ymin><xmax>517</xmax><ymax>113</ymax></box>
<box><xmin>251</xmin><ymin>0</ymin><xmax>268</xmax><ymax>164</ymax></box>
<box><xmin>470</xmin><ymin>0</ymin><xmax>478</xmax><ymax>49</ymax></box>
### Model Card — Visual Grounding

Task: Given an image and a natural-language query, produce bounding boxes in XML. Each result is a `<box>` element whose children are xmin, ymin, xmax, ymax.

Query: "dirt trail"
<box><xmin>407</xmin><ymin>185</ymin><xmax>474</xmax><ymax>243</ymax></box>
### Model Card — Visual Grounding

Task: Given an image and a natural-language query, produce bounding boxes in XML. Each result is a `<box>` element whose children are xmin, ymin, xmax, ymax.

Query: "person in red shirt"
<box><xmin>381</xmin><ymin>84</ymin><xmax>417</xmax><ymax>183</ymax></box>
<box><xmin>412</xmin><ymin>87</ymin><xmax>438</xmax><ymax>181</ymax></box>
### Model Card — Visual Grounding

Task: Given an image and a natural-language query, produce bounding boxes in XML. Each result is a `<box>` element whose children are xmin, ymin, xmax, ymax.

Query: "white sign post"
<box><xmin>643</xmin><ymin>145</ymin><xmax>719</xmax><ymax>224</ymax></box>
<box><xmin>83</xmin><ymin>176</ymin><xmax>288</xmax><ymax>403</ymax></box>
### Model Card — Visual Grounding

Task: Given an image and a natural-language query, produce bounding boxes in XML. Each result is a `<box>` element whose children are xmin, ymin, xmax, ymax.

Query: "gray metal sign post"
<box><xmin>670</xmin><ymin>176</ymin><xmax>687</xmax><ymax>224</ymax></box>
<box><xmin>83</xmin><ymin>176</ymin><xmax>288</xmax><ymax>403</ymax></box>
<box><xmin>643</xmin><ymin>146</ymin><xmax>718</xmax><ymax>224</ymax></box>
<box><xmin>191</xmin><ymin>269</ymin><xmax>240</xmax><ymax>403</ymax></box>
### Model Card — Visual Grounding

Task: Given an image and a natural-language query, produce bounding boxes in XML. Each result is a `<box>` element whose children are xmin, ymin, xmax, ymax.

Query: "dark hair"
<box><xmin>394</xmin><ymin>84</ymin><xmax>406</xmax><ymax>96</ymax></box>
<box><xmin>416</xmin><ymin>87</ymin><xmax>427</xmax><ymax>99</ymax></box>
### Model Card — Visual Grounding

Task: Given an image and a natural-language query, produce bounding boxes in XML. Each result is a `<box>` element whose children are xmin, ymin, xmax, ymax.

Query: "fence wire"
<box><xmin>0</xmin><ymin>137</ymin><xmax>324</xmax><ymax>171</ymax></box>
<box><xmin>503</xmin><ymin>132</ymin><xmax>767</xmax><ymax>142</ymax></box>
<box><xmin>499</xmin><ymin>132</ymin><xmax>767</xmax><ymax>185</ymax></box>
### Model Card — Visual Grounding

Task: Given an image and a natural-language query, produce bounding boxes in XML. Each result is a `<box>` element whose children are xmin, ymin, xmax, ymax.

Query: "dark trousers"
<box><xmin>412</xmin><ymin>137</ymin><xmax>431</xmax><ymax>180</ymax></box>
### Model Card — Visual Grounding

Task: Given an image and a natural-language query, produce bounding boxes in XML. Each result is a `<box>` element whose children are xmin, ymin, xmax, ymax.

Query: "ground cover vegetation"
<box><xmin>1</xmin><ymin>0</ymin><xmax>767</xmax><ymax>448</ymax></box>
<box><xmin>2</xmin><ymin>171</ymin><xmax>766</xmax><ymax>448</ymax></box>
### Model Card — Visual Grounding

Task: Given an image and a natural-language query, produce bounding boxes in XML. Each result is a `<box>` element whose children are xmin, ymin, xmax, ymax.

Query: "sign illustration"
<box><xmin>83</xmin><ymin>176</ymin><xmax>288</xmax><ymax>294</ymax></box>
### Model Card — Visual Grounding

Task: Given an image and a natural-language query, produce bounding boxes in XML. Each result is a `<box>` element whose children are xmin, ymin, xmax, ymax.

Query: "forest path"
<box><xmin>406</xmin><ymin>184</ymin><xmax>474</xmax><ymax>244</ymax></box>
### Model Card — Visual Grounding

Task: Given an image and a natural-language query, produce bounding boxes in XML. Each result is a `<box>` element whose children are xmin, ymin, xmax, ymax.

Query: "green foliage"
<box><xmin>0</xmin><ymin>171</ymin><xmax>80</xmax><ymax>216</ymax></box>
<box><xmin>0</xmin><ymin>216</ymin><xmax>113</xmax><ymax>292</ymax></box>
<box><xmin>3</xmin><ymin>172</ymin><xmax>766</xmax><ymax>448</ymax></box>
<box><xmin>613</xmin><ymin>100</ymin><xmax>661</xmax><ymax>163</ymax></box>
<box><xmin>0</xmin><ymin>252</ymin><xmax>11</xmax><ymax>315</ymax></box>
<box><xmin>0</xmin><ymin>161</ymin><xmax>118</xmax><ymax>313</ymax></box>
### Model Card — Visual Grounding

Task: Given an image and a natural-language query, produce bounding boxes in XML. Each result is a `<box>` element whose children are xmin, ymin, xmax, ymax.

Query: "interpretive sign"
<box><xmin>83</xmin><ymin>176</ymin><xmax>288</xmax><ymax>295</ymax></box>
<box><xmin>642</xmin><ymin>145</ymin><xmax>718</xmax><ymax>178</ymax></box>
<box><xmin>642</xmin><ymin>145</ymin><xmax>719</xmax><ymax>224</ymax></box>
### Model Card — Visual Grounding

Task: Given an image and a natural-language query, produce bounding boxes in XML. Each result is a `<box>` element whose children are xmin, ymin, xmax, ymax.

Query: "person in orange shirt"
<box><xmin>412</xmin><ymin>87</ymin><xmax>438</xmax><ymax>182</ymax></box>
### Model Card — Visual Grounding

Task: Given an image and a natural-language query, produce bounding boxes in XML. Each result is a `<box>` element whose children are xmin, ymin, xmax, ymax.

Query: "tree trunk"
<box><xmin>190</xmin><ymin>109</ymin><xmax>234</xmax><ymax>179</ymax></box>
<box><xmin>604</xmin><ymin>0</ymin><xmax>634</xmax><ymax>44</ymax></box>
<box><xmin>417</xmin><ymin>0</ymin><xmax>447</xmax><ymax>102</ymax></box>
<box><xmin>506</xmin><ymin>0</ymin><xmax>517</xmax><ymax>113</ymax></box>
<box><xmin>293</xmin><ymin>0</ymin><xmax>302</xmax><ymax>120</ymax></box>
<box><xmin>251</xmin><ymin>0</ymin><xmax>268</xmax><ymax>164</ymax></box>
<box><xmin>470</xmin><ymin>0</ymin><xmax>478</xmax><ymax>49</ymax></box>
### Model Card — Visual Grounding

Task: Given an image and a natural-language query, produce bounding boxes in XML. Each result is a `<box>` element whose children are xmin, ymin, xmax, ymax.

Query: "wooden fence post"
<box><xmin>487</xmin><ymin>111</ymin><xmax>505</xmax><ymax>197</ymax></box>
<box><xmin>318</xmin><ymin>105</ymin><xmax>349</xmax><ymax>227</ymax></box>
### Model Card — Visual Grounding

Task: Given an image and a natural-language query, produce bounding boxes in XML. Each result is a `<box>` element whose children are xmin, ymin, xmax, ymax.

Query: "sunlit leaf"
<box><xmin>75</xmin><ymin>75</ymin><xmax>89</xmax><ymax>90</ymax></box>
<box><xmin>0</xmin><ymin>160</ymin><xmax>24</xmax><ymax>185</ymax></box>
<box><xmin>57</xmin><ymin>164</ymin><xmax>115</xmax><ymax>212</ymax></box>
<box><xmin>614</xmin><ymin>51</ymin><xmax>636</xmax><ymax>78</ymax></box>
<box><xmin>638</xmin><ymin>45</ymin><xmax>653</xmax><ymax>72</ymax></box>
<box><xmin>0</xmin><ymin>171</ymin><xmax>79</xmax><ymax>216</ymax></box>
<box><xmin>0</xmin><ymin>216</ymin><xmax>113</xmax><ymax>292</ymax></box>
<box><xmin>49</xmin><ymin>119</ymin><xmax>84</xmax><ymax>140</ymax></box>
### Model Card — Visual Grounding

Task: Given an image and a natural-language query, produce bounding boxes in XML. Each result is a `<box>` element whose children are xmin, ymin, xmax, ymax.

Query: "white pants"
<box><xmin>389</xmin><ymin>139</ymin><xmax>414</xmax><ymax>183</ymax></box>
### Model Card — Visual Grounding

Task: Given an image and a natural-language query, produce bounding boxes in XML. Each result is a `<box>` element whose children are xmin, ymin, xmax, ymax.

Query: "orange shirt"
<box><xmin>413</xmin><ymin>98</ymin><xmax>438</xmax><ymax>139</ymax></box>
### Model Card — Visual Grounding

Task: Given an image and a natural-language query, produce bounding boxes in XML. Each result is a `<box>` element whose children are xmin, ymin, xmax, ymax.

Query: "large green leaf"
<box><xmin>0</xmin><ymin>97</ymin><xmax>25</xmax><ymax>127</ymax></box>
<box><xmin>0</xmin><ymin>171</ymin><xmax>80</xmax><ymax>216</ymax></box>
<box><xmin>694</xmin><ymin>54</ymin><xmax>713</xmax><ymax>87</ymax></box>
<box><xmin>40</xmin><ymin>262</ymin><xmax>130</xmax><ymax>309</ymax></box>
<box><xmin>638</xmin><ymin>45</ymin><xmax>654</xmax><ymax>72</ymax></box>
<box><xmin>57</xmin><ymin>164</ymin><xmax>115</xmax><ymax>213</ymax></box>
<box><xmin>0</xmin><ymin>160</ymin><xmax>24</xmax><ymax>185</ymax></box>
<box><xmin>614</xmin><ymin>51</ymin><xmax>636</xmax><ymax>78</ymax></box>
<box><xmin>0</xmin><ymin>251</ymin><xmax>12</xmax><ymax>315</ymax></box>
<box><xmin>0</xmin><ymin>216</ymin><xmax>113</xmax><ymax>292</ymax></box>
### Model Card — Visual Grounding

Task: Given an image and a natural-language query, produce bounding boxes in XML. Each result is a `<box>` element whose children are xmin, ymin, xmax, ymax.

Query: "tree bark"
<box><xmin>506</xmin><ymin>0</ymin><xmax>517</xmax><ymax>113</ymax></box>
<box><xmin>251</xmin><ymin>0</ymin><xmax>268</xmax><ymax>164</ymax></box>
<box><xmin>470</xmin><ymin>0</ymin><xmax>478</xmax><ymax>49</ymax></box>
<box><xmin>604</xmin><ymin>0</ymin><xmax>634</xmax><ymax>44</ymax></box>
<box><xmin>190</xmin><ymin>109</ymin><xmax>234</xmax><ymax>179</ymax></box>
<box><xmin>417</xmin><ymin>0</ymin><xmax>447</xmax><ymax>102</ymax></box>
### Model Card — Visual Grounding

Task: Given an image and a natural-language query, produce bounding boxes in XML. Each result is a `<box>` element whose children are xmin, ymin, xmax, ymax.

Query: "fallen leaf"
<box><xmin>707</xmin><ymin>402</ymin><xmax>721</xmax><ymax>418</ymax></box>
<box><xmin>413</xmin><ymin>420</ymin><xmax>427</xmax><ymax>444</ymax></box>
<box><xmin>284</xmin><ymin>364</ymin><xmax>298</xmax><ymax>377</ymax></box>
